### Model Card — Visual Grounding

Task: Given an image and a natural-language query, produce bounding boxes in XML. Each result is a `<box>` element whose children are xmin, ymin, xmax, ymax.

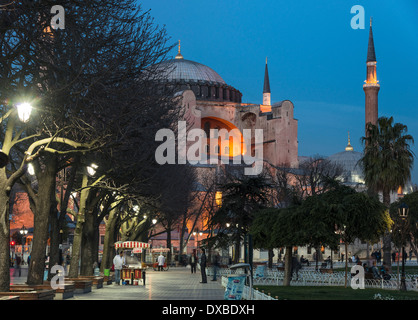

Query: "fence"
<box><xmin>212</xmin><ymin>264</ymin><xmax>418</xmax><ymax>294</ymax></box>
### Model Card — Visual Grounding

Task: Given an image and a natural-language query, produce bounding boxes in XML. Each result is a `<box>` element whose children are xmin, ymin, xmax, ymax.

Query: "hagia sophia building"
<box><xmin>149</xmin><ymin>19</ymin><xmax>412</xmax><ymax>261</ymax></box>
<box><xmin>10</xmin><ymin>20</ymin><xmax>412</xmax><ymax>263</ymax></box>
<box><xmin>155</xmin><ymin>40</ymin><xmax>298</xmax><ymax>171</ymax></box>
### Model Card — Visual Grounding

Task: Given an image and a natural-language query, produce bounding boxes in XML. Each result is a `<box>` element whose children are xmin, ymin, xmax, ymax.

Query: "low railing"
<box><xmin>214</xmin><ymin>266</ymin><xmax>418</xmax><ymax>292</ymax></box>
<box><xmin>220</xmin><ymin>276</ymin><xmax>278</xmax><ymax>300</ymax></box>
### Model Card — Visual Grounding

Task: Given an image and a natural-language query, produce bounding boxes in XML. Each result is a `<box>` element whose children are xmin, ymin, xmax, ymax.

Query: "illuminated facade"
<box><xmin>158</xmin><ymin>43</ymin><xmax>299</xmax><ymax>169</ymax></box>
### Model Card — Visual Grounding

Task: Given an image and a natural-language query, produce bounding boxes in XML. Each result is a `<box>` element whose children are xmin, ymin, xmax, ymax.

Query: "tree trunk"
<box><xmin>80</xmin><ymin>207</ymin><xmax>95</xmax><ymax>276</ymax></box>
<box><xmin>166</xmin><ymin>226</ymin><xmax>172</xmax><ymax>264</ymax></box>
<box><xmin>48</xmin><ymin>206</ymin><xmax>61</xmax><ymax>280</ymax></box>
<box><xmin>68</xmin><ymin>174</ymin><xmax>89</xmax><ymax>278</ymax></box>
<box><xmin>344</xmin><ymin>242</ymin><xmax>348</xmax><ymax>288</ymax></box>
<box><xmin>27</xmin><ymin>156</ymin><xmax>57</xmax><ymax>285</ymax></box>
<box><xmin>50</xmin><ymin>161</ymin><xmax>78</xmax><ymax>275</ymax></box>
<box><xmin>233</xmin><ymin>237</ymin><xmax>240</xmax><ymax>264</ymax></box>
<box><xmin>268</xmin><ymin>249</ymin><xmax>274</xmax><ymax>269</ymax></box>
<box><xmin>382</xmin><ymin>191</ymin><xmax>392</xmax><ymax>271</ymax></box>
<box><xmin>0</xmin><ymin>173</ymin><xmax>11</xmax><ymax>292</ymax></box>
<box><xmin>100</xmin><ymin>204</ymin><xmax>118</xmax><ymax>272</ymax></box>
<box><xmin>283</xmin><ymin>246</ymin><xmax>292</xmax><ymax>286</ymax></box>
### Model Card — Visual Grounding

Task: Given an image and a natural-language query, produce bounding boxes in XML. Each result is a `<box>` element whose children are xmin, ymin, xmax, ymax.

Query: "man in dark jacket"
<box><xmin>200</xmin><ymin>248</ymin><xmax>207</xmax><ymax>283</ymax></box>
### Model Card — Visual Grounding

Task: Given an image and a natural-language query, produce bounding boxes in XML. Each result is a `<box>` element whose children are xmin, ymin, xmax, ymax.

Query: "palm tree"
<box><xmin>360</xmin><ymin>116</ymin><xmax>414</xmax><ymax>268</ymax></box>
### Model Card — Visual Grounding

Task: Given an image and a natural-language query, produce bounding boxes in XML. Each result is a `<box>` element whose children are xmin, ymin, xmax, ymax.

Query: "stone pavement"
<box><xmin>10</xmin><ymin>266</ymin><xmax>226</xmax><ymax>300</ymax></box>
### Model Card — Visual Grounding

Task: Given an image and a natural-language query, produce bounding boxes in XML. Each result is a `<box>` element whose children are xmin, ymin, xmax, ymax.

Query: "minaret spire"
<box><xmin>263</xmin><ymin>57</ymin><xmax>271</xmax><ymax>106</ymax></box>
<box><xmin>364</xmin><ymin>17</ymin><xmax>380</xmax><ymax>134</ymax></box>
<box><xmin>367</xmin><ymin>18</ymin><xmax>376</xmax><ymax>63</ymax></box>
<box><xmin>175</xmin><ymin>40</ymin><xmax>184</xmax><ymax>60</ymax></box>
<box><xmin>345</xmin><ymin>131</ymin><xmax>354</xmax><ymax>151</ymax></box>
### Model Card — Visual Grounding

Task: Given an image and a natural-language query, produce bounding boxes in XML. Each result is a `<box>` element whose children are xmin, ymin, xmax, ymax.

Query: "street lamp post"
<box><xmin>16</xmin><ymin>102</ymin><xmax>33</xmax><ymax>123</ymax></box>
<box><xmin>397</xmin><ymin>203</ymin><xmax>409</xmax><ymax>292</ymax></box>
<box><xmin>19</xmin><ymin>225</ymin><xmax>28</xmax><ymax>245</ymax></box>
<box><xmin>20</xmin><ymin>225</ymin><xmax>28</xmax><ymax>263</ymax></box>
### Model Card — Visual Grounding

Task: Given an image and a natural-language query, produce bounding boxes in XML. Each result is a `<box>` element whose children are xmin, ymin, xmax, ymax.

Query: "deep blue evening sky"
<box><xmin>139</xmin><ymin>0</ymin><xmax>418</xmax><ymax>184</ymax></box>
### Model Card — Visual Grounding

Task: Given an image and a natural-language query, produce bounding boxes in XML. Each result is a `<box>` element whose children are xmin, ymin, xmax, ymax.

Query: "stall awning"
<box><xmin>151</xmin><ymin>248</ymin><xmax>171</xmax><ymax>253</ymax></box>
<box><xmin>114</xmin><ymin>241</ymin><xmax>150</xmax><ymax>249</ymax></box>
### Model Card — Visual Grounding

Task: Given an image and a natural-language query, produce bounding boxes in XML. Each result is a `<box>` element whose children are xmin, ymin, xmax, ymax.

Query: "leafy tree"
<box><xmin>251</xmin><ymin>183</ymin><xmax>391</xmax><ymax>287</ymax></box>
<box><xmin>360</xmin><ymin>116</ymin><xmax>414</xmax><ymax>268</ymax></box>
<box><xmin>389</xmin><ymin>192</ymin><xmax>418</xmax><ymax>263</ymax></box>
<box><xmin>337</xmin><ymin>192</ymin><xmax>391</xmax><ymax>287</ymax></box>
<box><xmin>207</xmin><ymin>172</ymin><xmax>271</xmax><ymax>263</ymax></box>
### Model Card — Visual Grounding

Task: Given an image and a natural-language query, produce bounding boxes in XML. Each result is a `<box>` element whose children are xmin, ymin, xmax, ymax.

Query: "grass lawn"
<box><xmin>255</xmin><ymin>285</ymin><xmax>418</xmax><ymax>300</ymax></box>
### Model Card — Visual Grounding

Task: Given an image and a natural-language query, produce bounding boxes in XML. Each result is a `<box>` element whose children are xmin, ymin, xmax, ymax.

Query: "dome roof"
<box><xmin>157</xmin><ymin>58</ymin><xmax>226</xmax><ymax>85</ymax></box>
<box><xmin>328</xmin><ymin>149</ymin><xmax>364</xmax><ymax>184</ymax></box>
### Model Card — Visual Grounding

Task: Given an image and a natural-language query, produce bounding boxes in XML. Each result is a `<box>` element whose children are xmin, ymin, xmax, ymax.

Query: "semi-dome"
<box><xmin>158</xmin><ymin>58</ymin><xmax>226</xmax><ymax>85</ymax></box>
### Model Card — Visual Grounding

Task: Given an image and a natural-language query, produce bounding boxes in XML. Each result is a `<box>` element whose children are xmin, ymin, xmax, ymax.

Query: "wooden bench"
<box><xmin>76</xmin><ymin>276</ymin><xmax>104</xmax><ymax>289</ymax></box>
<box><xmin>0</xmin><ymin>287</ymin><xmax>55</xmax><ymax>300</ymax></box>
<box><xmin>0</xmin><ymin>296</ymin><xmax>19</xmax><ymax>300</ymax></box>
<box><xmin>65</xmin><ymin>278</ymin><xmax>92</xmax><ymax>294</ymax></box>
<box><xmin>103</xmin><ymin>275</ymin><xmax>113</xmax><ymax>285</ymax></box>
<box><xmin>41</xmin><ymin>281</ymin><xmax>76</xmax><ymax>299</ymax></box>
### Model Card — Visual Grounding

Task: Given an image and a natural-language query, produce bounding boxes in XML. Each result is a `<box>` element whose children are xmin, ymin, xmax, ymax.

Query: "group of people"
<box><xmin>188</xmin><ymin>248</ymin><xmax>221</xmax><ymax>283</ymax></box>
<box><xmin>361</xmin><ymin>260</ymin><xmax>391</xmax><ymax>280</ymax></box>
<box><xmin>391</xmin><ymin>250</ymin><xmax>413</xmax><ymax>263</ymax></box>
<box><xmin>111</xmin><ymin>247</ymin><xmax>220</xmax><ymax>285</ymax></box>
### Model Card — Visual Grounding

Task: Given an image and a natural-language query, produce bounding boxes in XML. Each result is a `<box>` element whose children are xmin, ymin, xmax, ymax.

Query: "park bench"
<box><xmin>75</xmin><ymin>276</ymin><xmax>104</xmax><ymax>289</ymax></box>
<box><xmin>1</xmin><ymin>287</ymin><xmax>55</xmax><ymax>300</ymax></box>
<box><xmin>103</xmin><ymin>274</ymin><xmax>114</xmax><ymax>285</ymax></box>
<box><xmin>41</xmin><ymin>281</ymin><xmax>76</xmax><ymax>299</ymax></box>
<box><xmin>0</xmin><ymin>296</ymin><xmax>19</xmax><ymax>300</ymax></box>
<box><xmin>65</xmin><ymin>278</ymin><xmax>92</xmax><ymax>294</ymax></box>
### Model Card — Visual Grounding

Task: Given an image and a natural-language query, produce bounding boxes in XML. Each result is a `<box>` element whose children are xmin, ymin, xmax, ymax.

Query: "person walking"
<box><xmin>190</xmin><ymin>249</ymin><xmax>197</xmax><ymax>274</ymax></box>
<box><xmin>15</xmin><ymin>254</ymin><xmax>22</xmax><ymax>277</ymax></box>
<box><xmin>157</xmin><ymin>253</ymin><xmax>165</xmax><ymax>271</ymax></box>
<box><xmin>65</xmin><ymin>253</ymin><xmax>71</xmax><ymax>275</ymax></box>
<box><xmin>211</xmin><ymin>252</ymin><xmax>220</xmax><ymax>281</ymax></box>
<box><xmin>199</xmin><ymin>248</ymin><xmax>207</xmax><ymax>283</ymax></box>
<box><xmin>113</xmin><ymin>250</ymin><xmax>125</xmax><ymax>285</ymax></box>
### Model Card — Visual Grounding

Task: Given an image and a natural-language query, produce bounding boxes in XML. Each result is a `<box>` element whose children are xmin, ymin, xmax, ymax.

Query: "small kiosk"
<box><xmin>114</xmin><ymin>241</ymin><xmax>150</xmax><ymax>285</ymax></box>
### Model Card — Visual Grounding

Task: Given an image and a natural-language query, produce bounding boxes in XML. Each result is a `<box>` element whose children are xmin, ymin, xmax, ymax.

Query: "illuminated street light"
<box><xmin>87</xmin><ymin>163</ymin><xmax>98</xmax><ymax>176</ymax></box>
<box><xmin>152</xmin><ymin>218</ymin><xmax>157</xmax><ymax>225</ymax></box>
<box><xmin>16</xmin><ymin>102</ymin><xmax>33</xmax><ymax>123</ymax></box>
<box><xmin>19</xmin><ymin>225</ymin><xmax>28</xmax><ymax>235</ymax></box>
<box><xmin>27</xmin><ymin>163</ymin><xmax>35</xmax><ymax>175</ymax></box>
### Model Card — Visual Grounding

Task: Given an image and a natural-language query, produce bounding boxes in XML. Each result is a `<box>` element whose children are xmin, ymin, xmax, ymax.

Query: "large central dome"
<box><xmin>158</xmin><ymin>58</ymin><xmax>226</xmax><ymax>85</ymax></box>
<box><xmin>154</xmin><ymin>42</ymin><xmax>242</xmax><ymax>103</ymax></box>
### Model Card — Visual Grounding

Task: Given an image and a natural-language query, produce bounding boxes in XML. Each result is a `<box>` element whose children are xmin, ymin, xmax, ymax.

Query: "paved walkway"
<box><xmin>10</xmin><ymin>266</ymin><xmax>226</xmax><ymax>300</ymax></box>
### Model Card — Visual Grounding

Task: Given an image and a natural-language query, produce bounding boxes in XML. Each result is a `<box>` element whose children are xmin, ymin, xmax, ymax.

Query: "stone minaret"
<box><xmin>363</xmin><ymin>18</ymin><xmax>379</xmax><ymax>132</ymax></box>
<box><xmin>263</xmin><ymin>57</ymin><xmax>271</xmax><ymax>106</ymax></box>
